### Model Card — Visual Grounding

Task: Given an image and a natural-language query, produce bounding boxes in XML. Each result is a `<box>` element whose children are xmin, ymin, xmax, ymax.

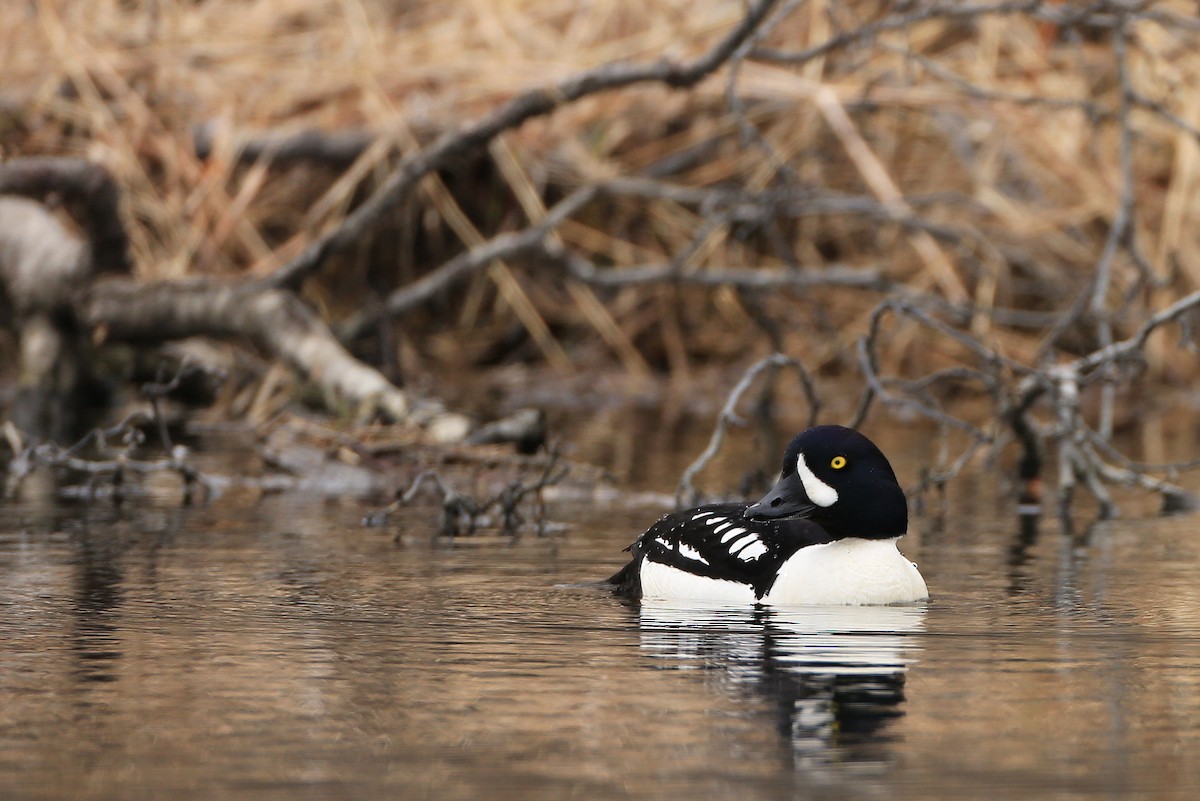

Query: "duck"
<box><xmin>607</xmin><ymin>425</ymin><xmax>928</xmax><ymax>605</ymax></box>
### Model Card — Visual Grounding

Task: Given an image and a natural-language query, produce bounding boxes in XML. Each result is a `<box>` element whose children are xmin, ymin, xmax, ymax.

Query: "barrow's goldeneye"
<box><xmin>608</xmin><ymin>425</ymin><xmax>928</xmax><ymax>605</ymax></box>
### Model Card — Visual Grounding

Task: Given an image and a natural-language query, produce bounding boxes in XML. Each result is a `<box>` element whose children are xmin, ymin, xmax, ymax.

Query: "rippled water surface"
<box><xmin>2</xmin><ymin>478</ymin><xmax>1200</xmax><ymax>799</ymax></box>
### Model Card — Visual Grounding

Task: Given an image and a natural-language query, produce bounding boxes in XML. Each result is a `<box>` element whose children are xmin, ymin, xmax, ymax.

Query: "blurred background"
<box><xmin>2</xmin><ymin>0</ymin><xmax>1200</xmax><ymax>496</ymax></box>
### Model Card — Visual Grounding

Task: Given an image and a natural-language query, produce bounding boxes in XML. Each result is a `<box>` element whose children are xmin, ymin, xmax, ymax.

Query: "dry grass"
<box><xmin>4</xmin><ymin>0</ymin><xmax>1200</xmax><ymax>393</ymax></box>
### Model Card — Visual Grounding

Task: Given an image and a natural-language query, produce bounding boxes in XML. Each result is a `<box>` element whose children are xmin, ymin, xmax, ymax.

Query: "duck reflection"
<box><xmin>636</xmin><ymin>602</ymin><xmax>925</xmax><ymax>769</ymax></box>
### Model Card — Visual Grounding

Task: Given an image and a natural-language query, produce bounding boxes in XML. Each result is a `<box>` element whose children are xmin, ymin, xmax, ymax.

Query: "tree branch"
<box><xmin>676</xmin><ymin>352</ymin><xmax>819</xmax><ymax>507</ymax></box>
<box><xmin>84</xmin><ymin>278</ymin><xmax>467</xmax><ymax>435</ymax></box>
<box><xmin>262</xmin><ymin>0</ymin><xmax>781</xmax><ymax>291</ymax></box>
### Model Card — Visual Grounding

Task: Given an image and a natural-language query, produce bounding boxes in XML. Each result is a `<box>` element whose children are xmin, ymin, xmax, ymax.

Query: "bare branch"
<box><xmin>193</xmin><ymin>123</ymin><xmax>378</xmax><ymax>169</ymax></box>
<box><xmin>1072</xmin><ymin>289</ymin><xmax>1200</xmax><ymax>375</ymax></box>
<box><xmin>365</xmin><ymin>450</ymin><xmax>568</xmax><ymax>536</ymax></box>
<box><xmin>0</xmin><ymin>157</ymin><xmax>132</xmax><ymax>274</ymax></box>
<box><xmin>852</xmin><ymin>285</ymin><xmax>1200</xmax><ymax>518</ymax></box>
<box><xmin>751</xmin><ymin>1</ymin><xmax>1047</xmax><ymax>67</ymax></box>
<box><xmin>84</xmin><ymin>278</ymin><xmax>466</xmax><ymax>434</ymax></box>
<box><xmin>1086</xmin><ymin>13</ymin><xmax>1137</xmax><ymax>439</ymax></box>
<box><xmin>337</xmin><ymin>178</ymin><xmax>903</xmax><ymax>341</ymax></box>
<box><xmin>264</xmin><ymin>0</ymin><xmax>782</xmax><ymax>291</ymax></box>
<box><xmin>558</xmin><ymin>250</ymin><xmax>885</xmax><ymax>292</ymax></box>
<box><xmin>336</xmin><ymin>184</ymin><xmax>602</xmax><ymax>341</ymax></box>
<box><xmin>676</xmin><ymin>353</ymin><xmax>820</xmax><ymax>508</ymax></box>
<box><xmin>4</xmin><ymin>410</ymin><xmax>212</xmax><ymax>504</ymax></box>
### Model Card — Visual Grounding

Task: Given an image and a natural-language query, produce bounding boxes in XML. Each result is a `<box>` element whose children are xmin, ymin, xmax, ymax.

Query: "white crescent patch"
<box><xmin>796</xmin><ymin>452</ymin><xmax>838</xmax><ymax>507</ymax></box>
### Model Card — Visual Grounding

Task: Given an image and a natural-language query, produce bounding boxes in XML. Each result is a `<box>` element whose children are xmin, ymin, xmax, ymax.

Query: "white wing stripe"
<box><xmin>728</xmin><ymin>534</ymin><xmax>758</xmax><ymax>554</ymax></box>
<box><xmin>677</xmin><ymin>543</ymin><xmax>710</xmax><ymax>565</ymax></box>
<box><xmin>720</xmin><ymin>526</ymin><xmax>747</xmax><ymax>543</ymax></box>
<box><xmin>737</xmin><ymin>541</ymin><xmax>769</xmax><ymax>561</ymax></box>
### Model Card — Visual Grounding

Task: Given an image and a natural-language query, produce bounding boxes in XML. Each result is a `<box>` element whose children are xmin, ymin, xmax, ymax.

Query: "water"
<box><xmin>2</xmin><ymin>476</ymin><xmax>1200</xmax><ymax>799</ymax></box>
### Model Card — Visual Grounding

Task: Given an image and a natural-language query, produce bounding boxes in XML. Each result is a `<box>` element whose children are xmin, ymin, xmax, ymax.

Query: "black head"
<box><xmin>743</xmin><ymin>425</ymin><xmax>907</xmax><ymax>540</ymax></box>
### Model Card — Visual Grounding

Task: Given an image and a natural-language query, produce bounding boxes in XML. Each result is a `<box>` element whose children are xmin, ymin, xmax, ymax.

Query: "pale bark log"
<box><xmin>0</xmin><ymin>157</ymin><xmax>131</xmax><ymax>274</ymax></box>
<box><xmin>83</xmin><ymin>278</ymin><xmax>469</xmax><ymax>438</ymax></box>
<box><xmin>0</xmin><ymin>161</ymin><xmax>469</xmax><ymax>439</ymax></box>
<box><xmin>0</xmin><ymin>196</ymin><xmax>97</xmax><ymax>436</ymax></box>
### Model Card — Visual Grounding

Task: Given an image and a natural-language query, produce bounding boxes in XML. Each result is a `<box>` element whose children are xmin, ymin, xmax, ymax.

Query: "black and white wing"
<box><xmin>608</xmin><ymin>503</ymin><xmax>837</xmax><ymax>600</ymax></box>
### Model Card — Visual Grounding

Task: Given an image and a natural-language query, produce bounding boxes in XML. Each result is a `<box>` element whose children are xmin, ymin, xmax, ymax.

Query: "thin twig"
<box><xmin>367</xmin><ymin>451</ymin><xmax>568</xmax><ymax>536</ymax></box>
<box><xmin>264</xmin><ymin>0</ymin><xmax>782</xmax><ymax>291</ymax></box>
<box><xmin>675</xmin><ymin>353</ymin><xmax>820</xmax><ymax>508</ymax></box>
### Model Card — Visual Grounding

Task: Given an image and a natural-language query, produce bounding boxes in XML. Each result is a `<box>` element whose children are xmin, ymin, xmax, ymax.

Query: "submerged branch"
<box><xmin>852</xmin><ymin>294</ymin><xmax>1200</xmax><ymax>518</ymax></box>
<box><xmin>365</xmin><ymin>449</ymin><xmax>568</xmax><ymax>536</ymax></box>
<box><xmin>3</xmin><ymin>409</ymin><xmax>210</xmax><ymax>503</ymax></box>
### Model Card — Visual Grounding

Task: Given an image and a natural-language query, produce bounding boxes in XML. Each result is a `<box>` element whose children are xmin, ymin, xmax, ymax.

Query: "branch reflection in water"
<box><xmin>635</xmin><ymin>602</ymin><xmax>925</xmax><ymax>773</ymax></box>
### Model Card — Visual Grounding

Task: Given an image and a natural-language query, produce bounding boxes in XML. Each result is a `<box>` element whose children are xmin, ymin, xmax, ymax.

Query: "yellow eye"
<box><xmin>831</xmin><ymin>456</ymin><xmax>847</xmax><ymax>470</ymax></box>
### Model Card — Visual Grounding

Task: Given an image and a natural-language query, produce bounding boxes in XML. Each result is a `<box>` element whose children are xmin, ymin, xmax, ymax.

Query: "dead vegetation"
<box><xmin>3</xmin><ymin>0</ymin><xmax>1200</xmax><ymax>520</ymax></box>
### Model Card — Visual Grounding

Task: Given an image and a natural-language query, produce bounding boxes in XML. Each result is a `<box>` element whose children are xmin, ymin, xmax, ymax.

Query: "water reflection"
<box><xmin>1005</xmin><ymin>507</ymin><xmax>1106</xmax><ymax>611</ymax></box>
<box><xmin>6</xmin><ymin>473</ymin><xmax>1200</xmax><ymax>800</ymax></box>
<box><xmin>1006</xmin><ymin>511</ymin><xmax>1041</xmax><ymax>596</ymax></box>
<box><xmin>636</xmin><ymin>601</ymin><xmax>925</xmax><ymax>773</ymax></box>
<box><xmin>70</xmin><ymin>529</ymin><xmax>124</xmax><ymax>685</ymax></box>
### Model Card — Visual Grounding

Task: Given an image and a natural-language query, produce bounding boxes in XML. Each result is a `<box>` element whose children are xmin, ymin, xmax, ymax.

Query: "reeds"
<box><xmin>4</xmin><ymin>0</ymin><xmax>1200</xmax><ymax>394</ymax></box>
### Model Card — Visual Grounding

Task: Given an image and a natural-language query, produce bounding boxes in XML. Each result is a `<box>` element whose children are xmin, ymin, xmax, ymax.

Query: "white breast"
<box><xmin>763</xmin><ymin>537</ymin><xmax>928</xmax><ymax>606</ymax></box>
